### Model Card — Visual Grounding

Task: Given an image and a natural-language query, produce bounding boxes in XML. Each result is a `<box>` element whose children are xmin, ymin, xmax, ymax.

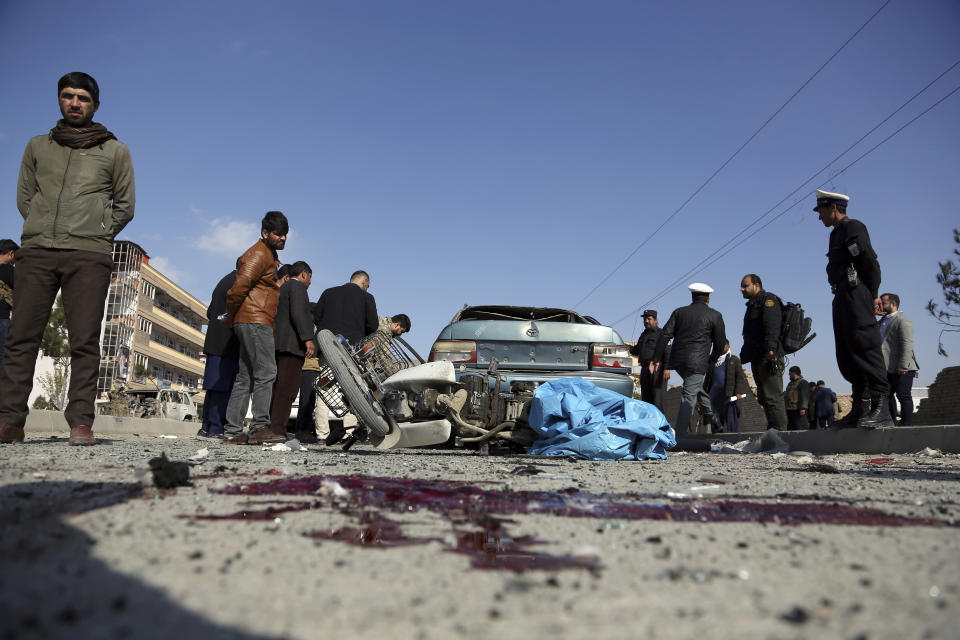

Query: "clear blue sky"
<box><xmin>1</xmin><ymin>1</ymin><xmax>958</xmax><ymax>389</ymax></box>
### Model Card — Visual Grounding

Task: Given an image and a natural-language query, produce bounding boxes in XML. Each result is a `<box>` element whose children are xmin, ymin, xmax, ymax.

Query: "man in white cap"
<box><xmin>815</xmin><ymin>189</ymin><xmax>892</xmax><ymax>429</ymax></box>
<box><xmin>651</xmin><ymin>283</ymin><xmax>726</xmax><ymax>438</ymax></box>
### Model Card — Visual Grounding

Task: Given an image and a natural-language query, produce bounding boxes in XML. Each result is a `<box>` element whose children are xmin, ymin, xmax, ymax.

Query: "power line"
<box><xmin>611</xmin><ymin>79</ymin><xmax>960</xmax><ymax>328</ymax></box>
<box><xmin>618</xmin><ymin>60</ymin><xmax>960</xmax><ymax>321</ymax></box>
<box><xmin>573</xmin><ymin>0</ymin><xmax>894</xmax><ymax>310</ymax></box>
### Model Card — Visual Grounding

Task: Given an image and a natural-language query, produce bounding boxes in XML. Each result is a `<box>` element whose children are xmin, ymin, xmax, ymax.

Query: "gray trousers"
<box><xmin>225</xmin><ymin>323</ymin><xmax>277</xmax><ymax>436</ymax></box>
<box><xmin>675</xmin><ymin>371</ymin><xmax>711</xmax><ymax>437</ymax></box>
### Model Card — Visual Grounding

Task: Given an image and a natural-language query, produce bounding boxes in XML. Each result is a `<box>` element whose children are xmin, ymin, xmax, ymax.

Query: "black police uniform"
<box><xmin>740</xmin><ymin>290</ymin><xmax>787</xmax><ymax>429</ymax></box>
<box><xmin>630</xmin><ymin>327</ymin><xmax>668</xmax><ymax>411</ymax></box>
<box><xmin>827</xmin><ymin>216</ymin><xmax>889</xmax><ymax>419</ymax></box>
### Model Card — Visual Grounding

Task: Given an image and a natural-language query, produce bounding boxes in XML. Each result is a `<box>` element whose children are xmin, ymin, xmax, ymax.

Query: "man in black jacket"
<box><xmin>739</xmin><ymin>274</ymin><xmax>788</xmax><ymax>430</ymax></box>
<box><xmin>269</xmin><ymin>261</ymin><xmax>316</xmax><ymax>437</ymax></box>
<box><xmin>815</xmin><ymin>189</ymin><xmax>891</xmax><ymax>429</ymax></box>
<box><xmin>652</xmin><ymin>283</ymin><xmax>726</xmax><ymax>438</ymax></box>
<box><xmin>629</xmin><ymin>309</ymin><xmax>670</xmax><ymax>411</ymax></box>
<box><xmin>313</xmin><ymin>270</ymin><xmax>378</xmax><ymax>346</ymax></box>
<box><xmin>198</xmin><ymin>265</ymin><xmax>239</xmax><ymax>439</ymax></box>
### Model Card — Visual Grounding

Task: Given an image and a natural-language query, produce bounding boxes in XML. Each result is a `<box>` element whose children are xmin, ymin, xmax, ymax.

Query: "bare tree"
<box><xmin>927</xmin><ymin>228</ymin><xmax>960</xmax><ymax>356</ymax></box>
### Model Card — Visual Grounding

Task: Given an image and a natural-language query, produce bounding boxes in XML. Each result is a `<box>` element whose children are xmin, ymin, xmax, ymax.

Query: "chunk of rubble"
<box><xmin>737</xmin><ymin>429</ymin><xmax>791</xmax><ymax>454</ymax></box>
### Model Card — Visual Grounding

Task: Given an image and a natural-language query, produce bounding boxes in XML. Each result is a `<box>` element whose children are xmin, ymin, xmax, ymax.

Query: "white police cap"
<box><xmin>814</xmin><ymin>189</ymin><xmax>850</xmax><ymax>211</ymax></box>
<box><xmin>688</xmin><ymin>282</ymin><xmax>714</xmax><ymax>294</ymax></box>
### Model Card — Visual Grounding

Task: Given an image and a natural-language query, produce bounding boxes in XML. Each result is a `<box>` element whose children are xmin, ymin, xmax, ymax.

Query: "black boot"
<box><xmin>856</xmin><ymin>397</ymin><xmax>894</xmax><ymax>430</ymax></box>
<box><xmin>834</xmin><ymin>411</ymin><xmax>860</xmax><ymax>429</ymax></box>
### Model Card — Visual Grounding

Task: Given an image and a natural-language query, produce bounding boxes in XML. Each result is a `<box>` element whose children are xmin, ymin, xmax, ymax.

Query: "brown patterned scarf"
<box><xmin>48</xmin><ymin>120</ymin><xmax>117</xmax><ymax>149</ymax></box>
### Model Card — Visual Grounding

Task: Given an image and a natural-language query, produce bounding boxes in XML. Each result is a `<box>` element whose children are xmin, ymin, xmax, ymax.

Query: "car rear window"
<box><xmin>453</xmin><ymin>306</ymin><xmax>597</xmax><ymax>324</ymax></box>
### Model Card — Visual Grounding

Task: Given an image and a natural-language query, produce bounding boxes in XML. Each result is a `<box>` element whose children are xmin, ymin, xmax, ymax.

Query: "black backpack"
<box><xmin>779</xmin><ymin>299</ymin><xmax>815</xmax><ymax>354</ymax></box>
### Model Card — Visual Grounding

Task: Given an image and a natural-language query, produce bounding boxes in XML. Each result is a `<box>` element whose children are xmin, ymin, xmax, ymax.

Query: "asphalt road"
<box><xmin>2</xmin><ymin>433</ymin><xmax>958</xmax><ymax>640</ymax></box>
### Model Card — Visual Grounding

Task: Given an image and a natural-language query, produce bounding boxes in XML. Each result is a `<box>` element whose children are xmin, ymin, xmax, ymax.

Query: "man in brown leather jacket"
<box><xmin>222</xmin><ymin>211</ymin><xmax>288</xmax><ymax>444</ymax></box>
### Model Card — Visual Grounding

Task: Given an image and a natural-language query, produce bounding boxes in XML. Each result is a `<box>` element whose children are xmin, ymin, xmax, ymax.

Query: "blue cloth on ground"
<box><xmin>527</xmin><ymin>378</ymin><xmax>676</xmax><ymax>460</ymax></box>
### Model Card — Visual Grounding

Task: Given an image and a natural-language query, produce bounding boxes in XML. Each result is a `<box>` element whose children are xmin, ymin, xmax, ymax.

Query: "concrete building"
<box><xmin>98</xmin><ymin>241</ymin><xmax>206</xmax><ymax>394</ymax></box>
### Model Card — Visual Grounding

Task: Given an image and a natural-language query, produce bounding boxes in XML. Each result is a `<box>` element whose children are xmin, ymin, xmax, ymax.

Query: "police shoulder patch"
<box><xmin>764</xmin><ymin>299</ymin><xmax>775</xmax><ymax>307</ymax></box>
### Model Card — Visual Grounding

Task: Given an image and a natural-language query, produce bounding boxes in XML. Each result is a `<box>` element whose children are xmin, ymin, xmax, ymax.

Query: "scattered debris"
<box><xmin>264</xmin><ymin>439</ymin><xmax>307</xmax><ymax>452</ymax></box>
<box><xmin>697</xmin><ymin>474</ymin><xmax>729</xmax><ymax>484</ymax></box>
<box><xmin>155</xmin><ymin>435</ymin><xmax>178</xmax><ymax>439</ymax></box>
<box><xmin>780</xmin><ymin>606</ymin><xmax>810</xmax><ymax>624</ymax></box>
<box><xmin>800</xmin><ymin>462</ymin><xmax>841</xmax><ymax>474</ymax></box>
<box><xmin>187</xmin><ymin>448</ymin><xmax>209</xmax><ymax>465</ymax></box>
<box><xmin>919</xmin><ymin>447</ymin><xmax>943</xmax><ymax>458</ymax></box>
<box><xmin>317</xmin><ymin>479</ymin><xmax>349</xmax><ymax>498</ymax></box>
<box><xmin>148</xmin><ymin>453</ymin><xmax>191</xmax><ymax>488</ymax></box>
<box><xmin>741</xmin><ymin>429</ymin><xmax>791</xmax><ymax>454</ymax></box>
<box><xmin>718</xmin><ymin>429</ymin><xmax>791</xmax><ymax>455</ymax></box>
<box><xmin>865</xmin><ymin>457</ymin><xmax>895</xmax><ymax>465</ymax></box>
<box><xmin>510</xmin><ymin>465</ymin><xmax>545</xmax><ymax>476</ymax></box>
<box><xmin>667</xmin><ymin>484</ymin><xmax>723</xmax><ymax>499</ymax></box>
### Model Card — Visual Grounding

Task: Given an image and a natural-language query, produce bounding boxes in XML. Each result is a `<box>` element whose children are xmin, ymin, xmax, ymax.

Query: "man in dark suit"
<box><xmin>879</xmin><ymin>293</ymin><xmax>920</xmax><ymax>425</ymax></box>
<box><xmin>198</xmin><ymin>264</ymin><xmax>239</xmax><ymax>439</ymax></box>
<box><xmin>814</xmin><ymin>380</ymin><xmax>837</xmax><ymax>429</ymax></box>
<box><xmin>651</xmin><ymin>282</ymin><xmax>726</xmax><ymax>438</ymax></box>
<box><xmin>268</xmin><ymin>261</ymin><xmax>316</xmax><ymax>437</ymax></box>
<box><xmin>313</xmin><ymin>270</ymin><xmax>378</xmax><ymax>346</ymax></box>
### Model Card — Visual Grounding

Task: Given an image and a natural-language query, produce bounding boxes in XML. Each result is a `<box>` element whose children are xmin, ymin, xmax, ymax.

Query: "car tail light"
<box><xmin>428</xmin><ymin>340</ymin><xmax>477</xmax><ymax>363</ymax></box>
<box><xmin>590</xmin><ymin>343</ymin><xmax>632</xmax><ymax>369</ymax></box>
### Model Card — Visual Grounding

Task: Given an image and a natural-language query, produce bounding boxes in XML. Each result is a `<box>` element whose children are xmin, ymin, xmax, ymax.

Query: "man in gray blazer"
<box><xmin>879</xmin><ymin>293</ymin><xmax>920</xmax><ymax>425</ymax></box>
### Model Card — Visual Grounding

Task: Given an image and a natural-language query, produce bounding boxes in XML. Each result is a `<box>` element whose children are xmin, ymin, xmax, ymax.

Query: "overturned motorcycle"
<box><xmin>313</xmin><ymin>329</ymin><xmax>538</xmax><ymax>451</ymax></box>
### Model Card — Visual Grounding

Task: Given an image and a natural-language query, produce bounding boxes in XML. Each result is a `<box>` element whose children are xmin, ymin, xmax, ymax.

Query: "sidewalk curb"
<box><xmin>705</xmin><ymin>425</ymin><xmax>960</xmax><ymax>454</ymax></box>
<box><xmin>24</xmin><ymin>410</ymin><xmax>198</xmax><ymax>437</ymax></box>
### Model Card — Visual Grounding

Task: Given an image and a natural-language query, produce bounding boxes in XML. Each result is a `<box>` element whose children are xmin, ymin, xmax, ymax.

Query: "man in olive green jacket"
<box><xmin>0</xmin><ymin>72</ymin><xmax>134</xmax><ymax>446</ymax></box>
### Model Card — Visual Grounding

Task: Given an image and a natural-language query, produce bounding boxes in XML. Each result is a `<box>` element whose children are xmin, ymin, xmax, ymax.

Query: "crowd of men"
<box><xmin>0</xmin><ymin>71</ymin><xmax>923</xmax><ymax>446</ymax></box>
<box><xmin>630</xmin><ymin>189</ymin><xmax>921</xmax><ymax>436</ymax></box>
<box><xmin>196</xmin><ymin>211</ymin><xmax>412</xmax><ymax>445</ymax></box>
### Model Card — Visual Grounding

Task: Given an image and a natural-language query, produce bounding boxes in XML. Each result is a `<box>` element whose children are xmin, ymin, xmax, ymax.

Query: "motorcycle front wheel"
<box><xmin>315</xmin><ymin>329</ymin><xmax>393</xmax><ymax>437</ymax></box>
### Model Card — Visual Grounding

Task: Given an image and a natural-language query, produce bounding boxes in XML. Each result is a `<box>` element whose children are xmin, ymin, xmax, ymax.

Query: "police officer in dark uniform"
<box><xmin>629</xmin><ymin>309</ymin><xmax>670</xmax><ymax>411</ymax></box>
<box><xmin>739</xmin><ymin>274</ymin><xmax>788</xmax><ymax>429</ymax></box>
<box><xmin>815</xmin><ymin>189</ymin><xmax>892</xmax><ymax>429</ymax></box>
<box><xmin>652</xmin><ymin>283</ymin><xmax>726</xmax><ymax>437</ymax></box>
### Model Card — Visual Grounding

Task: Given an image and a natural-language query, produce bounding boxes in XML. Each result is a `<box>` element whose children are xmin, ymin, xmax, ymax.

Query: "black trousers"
<box><xmin>887</xmin><ymin>370</ymin><xmax>916</xmax><ymax>425</ymax></box>
<box><xmin>269</xmin><ymin>352</ymin><xmax>305</xmax><ymax>434</ymax></box>
<box><xmin>832</xmin><ymin>285</ymin><xmax>889</xmax><ymax>410</ymax></box>
<box><xmin>0</xmin><ymin>248</ymin><xmax>112</xmax><ymax>428</ymax></box>
<box><xmin>638</xmin><ymin>362</ymin><xmax>667</xmax><ymax>411</ymax></box>
<box><xmin>296</xmin><ymin>369</ymin><xmax>319</xmax><ymax>432</ymax></box>
<box><xmin>786</xmin><ymin>409</ymin><xmax>807</xmax><ymax>430</ymax></box>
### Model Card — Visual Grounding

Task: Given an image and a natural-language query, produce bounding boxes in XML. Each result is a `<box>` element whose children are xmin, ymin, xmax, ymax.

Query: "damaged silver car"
<box><xmin>313</xmin><ymin>305</ymin><xmax>633</xmax><ymax>452</ymax></box>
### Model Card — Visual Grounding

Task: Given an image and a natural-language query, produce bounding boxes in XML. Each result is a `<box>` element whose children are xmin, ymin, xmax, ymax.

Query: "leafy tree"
<box><xmin>133</xmin><ymin>362</ymin><xmax>149</xmax><ymax>380</ymax></box>
<box><xmin>927</xmin><ymin>228</ymin><xmax>960</xmax><ymax>356</ymax></box>
<box><xmin>37</xmin><ymin>294</ymin><xmax>71</xmax><ymax>410</ymax></box>
<box><xmin>32</xmin><ymin>396</ymin><xmax>55</xmax><ymax>410</ymax></box>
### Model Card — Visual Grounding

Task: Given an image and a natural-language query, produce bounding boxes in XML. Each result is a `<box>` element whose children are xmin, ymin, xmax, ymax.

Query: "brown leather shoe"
<box><xmin>247</xmin><ymin>428</ymin><xmax>285</xmax><ymax>444</ymax></box>
<box><xmin>68</xmin><ymin>425</ymin><xmax>96</xmax><ymax>446</ymax></box>
<box><xmin>0</xmin><ymin>422</ymin><xmax>25</xmax><ymax>443</ymax></box>
<box><xmin>223</xmin><ymin>433</ymin><xmax>249</xmax><ymax>445</ymax></box>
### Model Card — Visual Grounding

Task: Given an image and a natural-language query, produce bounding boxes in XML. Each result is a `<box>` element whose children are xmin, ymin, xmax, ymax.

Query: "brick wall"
<box><xmin>914</xmin><ymin>366</ymin><xmax>960</xmax><ymax>426</ymax></box>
